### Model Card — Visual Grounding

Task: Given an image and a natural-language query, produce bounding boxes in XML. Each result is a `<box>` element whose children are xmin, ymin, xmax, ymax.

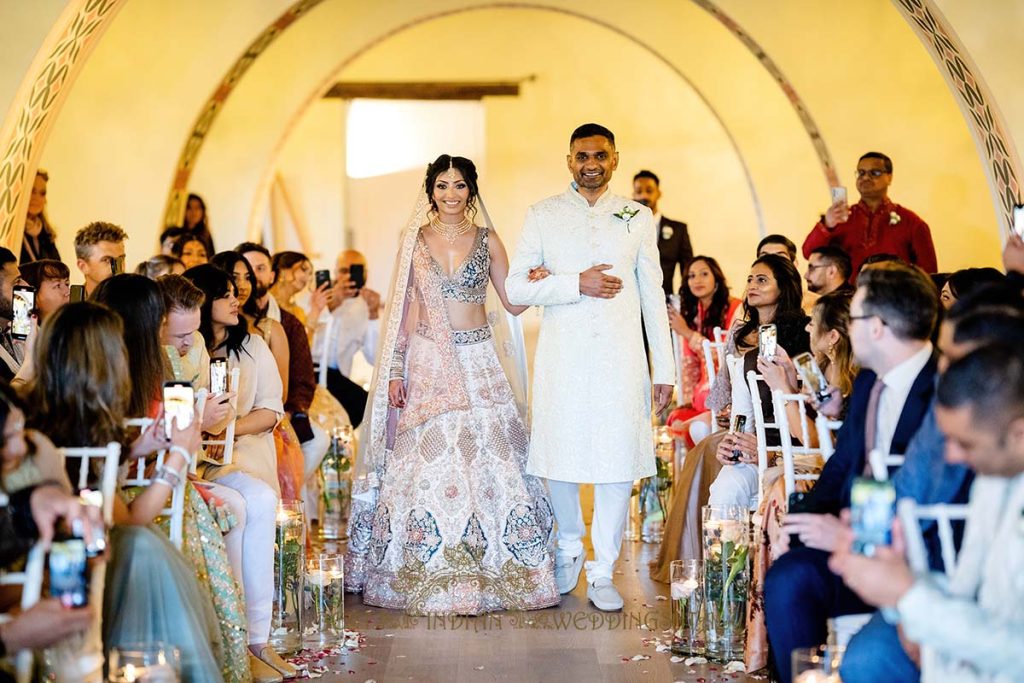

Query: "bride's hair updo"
<box><xmin>424</xmin><ymin>154</ymin><xmax>479</xmax><ymax>217</ymax></box>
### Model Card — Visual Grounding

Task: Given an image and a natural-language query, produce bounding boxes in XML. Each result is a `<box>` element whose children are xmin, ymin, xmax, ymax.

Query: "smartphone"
<box><xmin>69</xmin><ymin>284</ymin><xmax>85</xmax><ymax>303</ymax></box>
<box><xmin>830</xmin><ymin>186</ymin><xmax>847</xmax><ymax>206</ymax></box>
<box><xmin>849</xmin><ymin>477</ymin><xmax>896</xmax><ymax>557</ymax></box>
<box><xmin>728</xmin><ymin>414</ymin><xmax>747</xmax><ymax>462</ymax></box>
<box><xmin>758</xmin><ymin>323</ymin><xmax>777</xmax><ymax>360</ymax></box>
<box><xmin>163</xmin><ymin>381</ymin><xmax>195</xmax><ymax>438</ymax></box>
<box><xmin>107</xmin><ymin>254</ymin><xmax>125</xmax><ymax>276</ymax></box>
<box><xmin>11</xmin><ymin>284</ymin><xmax>34</xmax><ymax>340</ymax></box>
<box><xmin>349</xmin><ymin>263</ymin><xmax>365</xmax><ymax>292</ymax></box>
<box><xmin>210</xmin><ymin>358</ymin><xmax>228</xmax><ymax>395</ymax></box>
<box><xmin>788</xmin><ymin>491</ymin><xmax>813</xmax><ymax>547</ymax></box>
<box><xmin>315</xmin><ymin>269</ymin><xmax>331</xmax><ymax>290</ymax></box>
<box><xmin>49</xmin><ymin>538</ymin><xmax>89</xmax><ymax>608</ymax></box>
<box><xmin>794</xmin><ymin>352</ymin><xmax>831</xmax><ymax>403</ymax></box>
<box><xmin>667</xmin><ymin>293</ymin><xmax>681</xmax><ymax>312</ymax></box>
<box><xmin>1013</xmin><ymin>203</ymin><xmax>1024</xmax><ymax>239</ymax></box>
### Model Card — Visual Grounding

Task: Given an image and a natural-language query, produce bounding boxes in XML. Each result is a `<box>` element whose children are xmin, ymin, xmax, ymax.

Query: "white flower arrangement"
<box><xmin>613</xmin><ymin>205</ymin><xmax>641</xmax><ymax>232</ymax></box>
<box><xmin>889</xmin><ymin>211</ymin><xmax>901</xmax><ymax>226</ymax></box>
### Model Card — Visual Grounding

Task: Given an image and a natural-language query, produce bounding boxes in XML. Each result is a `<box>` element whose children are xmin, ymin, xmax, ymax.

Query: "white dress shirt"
<box><xmin>874</xmin><ymin>342</ymin><xmax>933</xmax><ymax>455</ymax></box>
<box><xmin>315</xmin><ymin>297</ymin><xmax>379</xmax><ymax>377</ymax></box>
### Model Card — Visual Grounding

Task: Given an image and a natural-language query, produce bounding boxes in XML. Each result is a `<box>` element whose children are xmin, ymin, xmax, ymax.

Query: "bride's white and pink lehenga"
<box><xmin>345</xmin><ymin>218</ymin><xmax>559</xmax><ymax>615</ymax></box>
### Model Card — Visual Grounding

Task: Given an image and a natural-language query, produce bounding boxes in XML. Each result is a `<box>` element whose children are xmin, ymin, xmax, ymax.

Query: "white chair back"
<box><xmin>61</xmin><ymin>443</ymin><xmax>122</xmax><ymax>525</ymax></box>
<box><xmin>746</xmin><ymin>370</ymin><xmax>783</xmax><ymax>507</ymax></box>
<box><xmin>867</xmin><ymin>448</ymin><xmax>906</xmax><ymax>482</ymax></box>
<box><xmin>122</xmin><ymin>418</ymin><xmax>187</xmax><ymax>549</ymax></box>
<box><xmin>815</xmin><ymin>414</ymin><xmax>843</xmax><ymax>462</ymax></box>
<box><xmin>770</xmin><ymin>388</ymin><xmax>826</xmax><ymax>500</ymax></box>
<box><xmin>701</xmin><ymin>326</ymin><xmax>727</xmax><ymax>425</ymax></box>
<box><xmin>203</xmin><ymin>367</ymin><xmax>240</xmax><ymax>465</ymax></box>
<box><xmin>897</xmin><ymin>499</ymin><xmax>968</xmax><ymax>579</ymax></box>
<box><xmin>315</xmin><ymin>314</ymin><xmax>335</xmax><ymax>389</ymax></box>
<box><xmin>0</xmin><ymin>544</ymin><xmax>45</xmax><ymax>683</ymax></box>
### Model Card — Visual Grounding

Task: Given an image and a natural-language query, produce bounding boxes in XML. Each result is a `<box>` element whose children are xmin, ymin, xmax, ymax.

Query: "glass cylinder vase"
<box><xmin>302</xmin><ymin>554</ymin><xmax>345</xmax><ymax>647</ymax></box>
<box><xmin>670</xmin><ymin>559</ymin><xmax>704</xmax><ymax>656</ymax></box>
<box><xmin>271</xmin><ymin>501</ymin><xmax>306</xmax><ymax>654</ymax></box>
<box><xmin>317</xmin><ymin>426</ymin><xmax>354</xmax><ymax>540</ymax></box>
<box><xmin>702</xmin><ymin>505</ymin><xmax>750</xmax><ymax>662</ymax></box>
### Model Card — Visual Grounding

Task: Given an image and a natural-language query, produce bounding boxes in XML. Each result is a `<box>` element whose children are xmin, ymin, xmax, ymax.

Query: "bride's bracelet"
<box><xmin>389</xmin><ymin>350</ymin><xmax>406</xmax><ymax>380</ymax></box>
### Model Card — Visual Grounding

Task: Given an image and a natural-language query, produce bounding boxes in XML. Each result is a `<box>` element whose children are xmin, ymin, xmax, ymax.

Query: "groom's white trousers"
<box><xmin>546</xmin><ymin>479</ymin><xmax>633</xmax><ymax>583</ymax></box>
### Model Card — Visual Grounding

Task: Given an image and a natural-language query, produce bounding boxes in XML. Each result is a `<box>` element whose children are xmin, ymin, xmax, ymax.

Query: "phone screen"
<box><xmin>794</xmin><ymin>352</ymin><xmax>830</xmax><ymax>401</ymax></box>
<box><xmin>210</xmin><ymin>359</ymin><xmax>228</xmax><ymax>395</ymax></box>
<box><xmin>1013</xmin><ymin>203</ymin><xmax>1024</xmax><ymax>239</ymax></box>
<box><xmin>69</xmin><ymin>284</ymin><xmax>85</xmax><ymax>303</ymax></box>
<box><xmin>349</xmin><ymin>264</ymin><xmax>365</xmax><ymax>291</ymax></box>
<box><xmin>50</xmin><ymin>539</ymin><xmax>89</xmax><ymax>608</ymax></box>
<box><xmin>11</xmin><ymin>285</ymin><xmax>34</xmax><ymax>340</ymax></box>
<box><xmin>108</xmin><ymin>255</ymin><xmax>125</xmax><ymax>276</ymax></box>
<box><xmin>758</xmin><ymin>324</ymin><xmax>777</xmax><ymax>360</ymax></box>
<box><xmin>830</xmin><ymin>186</ymin><xmax>847</xmax><ymax>206</ymax></box>
<box><xmin>729</xmin><ymin>414</ymin><xmax>746</xmax><ymax>434</ymax></box>
<box><xmin>850</xmin><ymin>477</ymin><xmax>896</xmax><ymax>557</ymax></box>
<box><xmin>163</xmin><ymin>381</ymin><xmax>195</xmax><ymax>438</ymax></box>
<box><xmin>315</xmin><ymin>269</ymin><xmax>331</xmax><ymax>290</ymax></box>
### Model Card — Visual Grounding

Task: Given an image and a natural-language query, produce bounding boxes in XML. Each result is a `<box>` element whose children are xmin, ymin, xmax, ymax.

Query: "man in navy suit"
<box><xmin>764</xmin><ymin>263</ymin><xmax>939</xmax><ymax>682</ymax></box>
<box><xmin>632</xmin><ymin>170</ymin><xmax>692</xmax><ymax>295</ymax></box>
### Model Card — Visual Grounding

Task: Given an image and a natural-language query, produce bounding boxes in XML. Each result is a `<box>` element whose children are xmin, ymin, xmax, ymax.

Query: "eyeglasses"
<box><xmin>850</xmin><ymin>313</ymin><xmax>887</xmax><ymax>326</ymax></box>
<box><xmin>856</xmin><ymin>169</ymin><xmax>889</xmax><ymax>178</ymax></box>
<box><xmin>806</xmin><ymin>264</ymin><xmax>829</xmax><ymax>271</ymax></box>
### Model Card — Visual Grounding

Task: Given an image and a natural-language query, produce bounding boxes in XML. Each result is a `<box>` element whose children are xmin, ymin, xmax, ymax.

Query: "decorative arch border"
<box><xmin>0</xmin><ymin>0</ymin><xmax>125</xmax><ymax>250</ymax></box>
<box><xmin>892</xmin><ymin>0</ymin><xmax>1022</xmax><ymax>237</ymax></box>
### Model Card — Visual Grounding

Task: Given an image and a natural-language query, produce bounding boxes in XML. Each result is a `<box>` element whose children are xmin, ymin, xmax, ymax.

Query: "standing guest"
<box><xmin>764</xmin><ymin>262</ymin><xmax>940</xmax><ymax>683</ymax></box>
<box><xmin>664</xmin><ymin>255</ymin><xmax>741</xmax><ymax>434</ymax></box>
<box><xmin>174</xmin><ymin>235</ymin><xmax>209</xmax><ymax>270</ymax></box>
<box><xmin>159</xmin><ymin>226</ymin><xmax>188</xmax><ymax>256</ymax></box>
<box><xmin>803</xmin><ymin>152</ymin><xmax>937</xmax><ymax>275</ymax></box>
<box><xmin>19</xmin><ymin>170</ymin><xmax>61</xmax><ymax>264</ymax></box>
<box><xmin>805</xmin><ymin>246</ymin><xmax>854</xmax><ymax>296</ymax></box>
<box><xmin>315</xmin><ymin>250</ymin><xmax>376</xmax><ymax>427</ymax></box>
<box><xmin>938</xmin><ymin>266</ymin><xmax>1004</xmax><ymax>310</ymax></box>
<box><xmin>0</xmin><ymin>248</ymin><xmax>25</xmax><ymax>381</ymax></box>
<box><xmin>18</xmin><ymin>260</ymin><xmax>70</xmax><ymax>322</ymax></box>
<box><xmin>74</xmin><ymin>221</ymin><xmax>126</xmax><ymax>297</ymax></box>
<box><xmin>136</xmin><ymin>254</ymin><xmax>185</xmax><ymax>279</ymax></box>
<box><xmin>182</xmin><ymin>192</ymin><xmax>216</xmax><ymax>256</ymax></box>
<box><xmin>632</xmin><ymin>170</ymin><xmax>693</xmax><ymax>295</ymax></box>
<box><xmin>506</xmin><ymin>124</ymin><xmax>674</xmax><ymax>611</ymax></box>
<box><xmin>757</xmin><ymin>234</ymin><xmax>798</xmax><ymax>262</ymax></box>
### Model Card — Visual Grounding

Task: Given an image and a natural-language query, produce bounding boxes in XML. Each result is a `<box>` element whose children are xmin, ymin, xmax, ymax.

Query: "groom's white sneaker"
<box><xmin>554</xmin><ymin>553</ymin><xmax>584</xmax><ymax>594</ymax></box>
<box><xmin>587</xmin><ymin>578</ymin><xmax>624</xmax><ymax>611</ymax></box>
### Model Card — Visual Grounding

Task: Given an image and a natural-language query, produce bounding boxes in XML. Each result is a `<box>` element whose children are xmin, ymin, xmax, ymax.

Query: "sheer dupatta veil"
<box><xmin>348</xmin><ymin>188</ymin><xmax>530</xmax><ymax>563</ymax></box>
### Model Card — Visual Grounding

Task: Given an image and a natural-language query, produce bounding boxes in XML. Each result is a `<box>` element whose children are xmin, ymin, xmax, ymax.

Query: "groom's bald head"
<box><xmin>570</xmin><ymin>123</ymin><xmax>615</xmax><ymax>149</ymax></box>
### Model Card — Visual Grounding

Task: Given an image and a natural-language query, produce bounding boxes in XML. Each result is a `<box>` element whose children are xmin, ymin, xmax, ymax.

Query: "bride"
<box><xmin>345</xmin><ymin>155</ymin><xmax>559</xmax><ymax>614</ymax></box>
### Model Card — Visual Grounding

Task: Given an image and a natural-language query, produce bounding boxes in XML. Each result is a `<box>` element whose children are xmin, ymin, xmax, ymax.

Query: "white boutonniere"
<box><xmin>889</xmin><ymin>211</ymin><xmax>901</xmax><ymax>226</ymax></box>
<box><xmin>661</xmin><ymin>225</ymin><xmax>674</xmax><ymax>240</ymax></box>
<box><xmin>613</xmin><ymin>205</ymin><xmax>641</xmax><ymax>232</ymax></box>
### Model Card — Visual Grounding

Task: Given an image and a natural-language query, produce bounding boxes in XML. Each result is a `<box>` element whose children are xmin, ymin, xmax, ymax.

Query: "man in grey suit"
<box><xmin>633</xmin><ymin>170</ymin><xmax>693</xmax><ymax>296</ymax></box>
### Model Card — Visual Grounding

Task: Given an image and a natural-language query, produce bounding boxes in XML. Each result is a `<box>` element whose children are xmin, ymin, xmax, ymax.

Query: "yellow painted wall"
<box><xmin>0</xmin><ymin>0</ymin><xmax>66</xmax><ymax>122</ymax></box>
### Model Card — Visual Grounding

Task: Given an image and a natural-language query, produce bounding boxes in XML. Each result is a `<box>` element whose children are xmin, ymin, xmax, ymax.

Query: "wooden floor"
<box><xmin>309</xmin><ymin>489</ymin><xmax>764</xmax><ymax>683</ymax></box>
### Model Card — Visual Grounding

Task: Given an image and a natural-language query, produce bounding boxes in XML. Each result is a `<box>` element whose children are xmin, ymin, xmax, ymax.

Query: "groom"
<box><xmin>506</xmin><ymin>123</ymin><xmax>674</xmax><ymax>611</ymax></box>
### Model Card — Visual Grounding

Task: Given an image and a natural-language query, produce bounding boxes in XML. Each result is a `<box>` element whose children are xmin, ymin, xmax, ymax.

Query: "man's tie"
<box><xmin>863</xmin><ymin>376</ymin><xmax>885</xmax><ymax>474</ymax></box>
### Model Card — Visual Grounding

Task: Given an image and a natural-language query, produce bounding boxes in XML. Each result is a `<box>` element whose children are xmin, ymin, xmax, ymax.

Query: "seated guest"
<box><xmin>135</xmin><ymin>254</ymin><xmax>185</xmax><ymax>279</ymax></box>
<box><xmin>938</xmin><ymin>266</ymin><xmax>1004</xmax><ymax>310</ymax></box>
<box><xmin>174</xmin><ymin>235</ymin><xmax>209</xmax><ymax>270</ymax></box>
<box><xmin>0</xmin><ymin>249</ymin><xmax>25</xmax><ymax>381</ymax></box>
<box><xmin>757</xmin><ymin>234</ymin><xmax>798</xmax><ymax>262</ymax></box>
<box><xmin>803</xmin><ymin>152</ymin><xmax>937</xmax><ymax>276</ymax></box>
<box><xmin>17</xmin><ymin>259</ymin><xmax>69</xmax><ymax>322</ymax></box>
<box><xmin>764</xmin><ymin>262</ymin><xmax>940</xmax><ymax>683</ymax></box>
<box><xmin>93</xmin><ymin>275</ymin><xmax>250</xmax><ymax>681</ymax></box>
<box><xmin>665</xmin><ymin>255</ymin><xmax>742</xmax><ymax>443</ymax></box>
<box><xmin>21</xmin><ymin>302</ymin><xmax>221</xmax><ymax>681</ymax></box>
<box><xmin>74</xmin><ymin>221</ymin><xmax>126</xmax><ymax>297</ymax></box>
<box><xmin>805</xmin><ymin>246</ymin><xmax>854</xmax><ymax>296</ymax></box>
<box><xmin>233</xmin><ymin>244</ymin><xmax>291</xmax><ymax>384</ymax></box>
<box><xmin>184</xmin><ymin>264</ymin><xmax>295</xmax><ymax>680</ymax></box>
<box><xmin>20</xmin><ymin>170</ymin><xmax>61</xmax><ymax>264</ymax></box>
<box><xmin>831</xmin><ymin>345</ymin><xmax>1024</xmax><ymax>683</ymax></box>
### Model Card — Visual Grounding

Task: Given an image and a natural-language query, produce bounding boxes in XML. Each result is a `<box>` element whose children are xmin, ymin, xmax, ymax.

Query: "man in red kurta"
<box><xmin>803</xmin><ymin>152</ymin><xmax>937</xmax><ymax>278</ymax></box>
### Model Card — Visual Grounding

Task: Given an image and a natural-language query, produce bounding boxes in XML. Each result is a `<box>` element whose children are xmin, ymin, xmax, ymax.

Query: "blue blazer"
<box><xmin>808</xmin><ymin>352</ymin><xmax>939</xmax><ymax>515</ymax></box>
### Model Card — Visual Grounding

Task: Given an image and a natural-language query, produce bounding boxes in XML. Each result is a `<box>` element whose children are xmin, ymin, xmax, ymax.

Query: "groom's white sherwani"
<box><xmin>506</xmin><ymin>184</ymin><xmax>674</xmax><ymax>484</ymax></box>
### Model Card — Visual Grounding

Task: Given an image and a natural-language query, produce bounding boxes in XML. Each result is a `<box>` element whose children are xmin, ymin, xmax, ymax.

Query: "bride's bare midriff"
<box><xmin>417</xmin><ymin>300</ymin><xmax>487</xmax><ymax>331</ymax></box>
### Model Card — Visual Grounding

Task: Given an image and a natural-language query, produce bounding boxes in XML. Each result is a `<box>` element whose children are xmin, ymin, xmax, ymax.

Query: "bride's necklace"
<box><xmin>429</xmin><ymin>213</ymin><xmax>474</xmax><ymax>244</ymax></box>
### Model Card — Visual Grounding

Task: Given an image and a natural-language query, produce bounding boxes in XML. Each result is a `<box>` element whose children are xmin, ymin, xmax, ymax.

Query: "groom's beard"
<box><xmin>635</xmin><ymin>198</ymin><xmax>651</xmax><ymax>207</ymax></box>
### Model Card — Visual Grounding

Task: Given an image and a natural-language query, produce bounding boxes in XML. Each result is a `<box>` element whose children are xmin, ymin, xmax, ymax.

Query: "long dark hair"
<box><xmin>92</xmin><ymin>274</ymin><xmax>167</xmax><ymax>417</ymax></box>
<box><xmin>681</xmin><ymin>255</ymin><xmax>731</xmax><ymax>339</ymax></box>
<box><xmin>424</xmin><ymin>155</ymin><xmax>479</xmax><ymax>217</ymax></box>
<box><xmin>211</xmin><ymin>250</ymin><xmax>263</xmax><ymax>324</ymax></box>
<box><xmin>270</xmin><ymin>251</ymin><xmax>308</xmax><ymax>286</ymax></box>
<box><xmin>182</xmin><ymin>193</ymin><xmax>216</xmax><ymax>254</ymax></box>
<box><xmin>183</xmin><ymin>264</ymin><xmax>250</xmax><ymax>359</ymax></box>
<box><xmin>24</xmin><ymin>302</ymin><xmax>129</xmax><ymax>448</ymax></box>
<box><xmin>735</xmin><ymin>254</ymin><xmax>805</xmax><ymax>343</ymax></box>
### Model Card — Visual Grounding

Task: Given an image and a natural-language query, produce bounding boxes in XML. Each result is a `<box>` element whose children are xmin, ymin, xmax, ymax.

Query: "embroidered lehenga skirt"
<box><xmin>350</xmin><ymin>324</ymin><xmax>559</xmax><ymax>614</ymax></box>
